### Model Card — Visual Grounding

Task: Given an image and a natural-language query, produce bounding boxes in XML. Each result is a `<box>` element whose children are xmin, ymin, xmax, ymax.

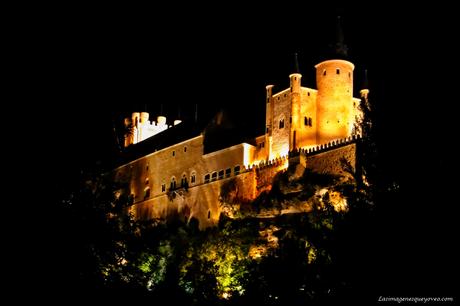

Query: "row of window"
<box><xmin>277</xmin><ymin>117</ymin><xmax>313</xmax><ymax>129</ymax></box>
<box><xmin>138</xmin><ymin>165</ymin><xmax>241</xmax><ymax>201</ymax></box>
<box><xmin>204</xmin><ymin>166</ymin><xmax>240</xmax><ymax>183</ymax></box>
<box><xmin>171</xmin><ymin>146</ymin><xmax>187</xmax><ymax>157</ymax></box>
<box><xmin>322</xmin><ymin>69</ymin><xmax>351</xmax><ymax>77</ymax></box>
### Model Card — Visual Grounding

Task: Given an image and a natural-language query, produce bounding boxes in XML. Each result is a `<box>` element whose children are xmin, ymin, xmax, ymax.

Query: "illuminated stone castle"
<box><xmin>114</xmin><ymin>35</ymin><xmax>369</xmax><ymax>228</ymax></box>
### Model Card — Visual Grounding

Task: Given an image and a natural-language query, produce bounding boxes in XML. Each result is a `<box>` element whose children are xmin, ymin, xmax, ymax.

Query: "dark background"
<box><xmin>19</xmin><ymin>3</ymin><xmax>457</xmax><ymax>302</ymax></box>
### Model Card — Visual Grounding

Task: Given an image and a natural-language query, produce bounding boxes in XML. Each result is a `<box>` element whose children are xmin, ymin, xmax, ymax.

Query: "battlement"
<box><xmin>124</xmin><ymin>112</ymin><xmax>182</xmax><ymax>147</ymax></box>
<box><xmin>299</xmin><ymin>134</ymin><xmax>361</xmax><ymax>157</ymax></box>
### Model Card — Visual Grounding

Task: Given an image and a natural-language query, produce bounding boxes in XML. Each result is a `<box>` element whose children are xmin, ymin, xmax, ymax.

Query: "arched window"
<box><xmin>144</xmin><ymin>187</ymin><xmax>151</xmax><ymax>200</ymax></box>
<box><xmin>211</xmin><ymin>172</ymin><xmax>217</xmax><ymax>181</ymax></box>
<box><xmin>204</xmin><ymin>174</ymin><xmax>210</xmax><ymax>183</ymax></box>
<box><xmin>190</xmin><ymin>171</ymin><xmax>196</xmax><ymax>185</ymax></box>
<box><xmin>279</xmin><ymin>118</ymin><xmax>285</xmax><ymax>129</ymax></box>
<box><xmin>234</xmin><ymin>165</ymin><xmax>240</xmax><ymax>175</ymax></box>
<box><xmin>181</xmin><ymin>174</ymin><xmax>188</xmax><ymax>188</ymax></box>
<box><xmin>170</xmin><ymin>177</ymin><xmax>176</xmax><ymax>190</ymax></box>
<box><xmin>323</xmin><ymin>69</ymin><xmax>326</xmax><ymax>76</ymax></box>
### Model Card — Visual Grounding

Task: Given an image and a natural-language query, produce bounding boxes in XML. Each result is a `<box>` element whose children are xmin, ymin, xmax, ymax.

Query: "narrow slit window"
<box><xmin>336</xmin><ymin>68</ymin><xmax>340</xmax><ymax>74</ymax></box>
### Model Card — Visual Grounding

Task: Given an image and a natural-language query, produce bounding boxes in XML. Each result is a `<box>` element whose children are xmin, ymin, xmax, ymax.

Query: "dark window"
<box><xmin>304</xmin><ymin>116</ymin><xmax>308</xmax><ymax>126</ymax></box>
<box><xmin>294</xmin><ymin>77</ymin><xmax>297</xmax><ymax>81</ymax></box>
<box><xmin>145</xmin><ymin>178</ymin><xmax>149</xmax><ymax>185</ymax></box>
<box><xmin>184</xmin><ymin>147</ymin><xmax>187</xmax><ymax>152</ymax></box>
<box><xmin>307</xmin><ymin>92</ymin><xmax>310</xmax><ymax>96</ymax></box>
<box><xmin>181</xmin><ymin>175</ymin><xmax>188</xmax><ymax>187</ymax></box>
<box><xmin>204</xmin><ymin>174</ymin><xmax>210</xmax><ymax>183</ymax></box>
<box><xmin>161</xmin><ymin>184</ymin><xmax>166</xmax><ymax>192</ymax></box>
<box><xmin>146</xmin><ymin>164</ymin><xmax>149</xmax><ymax>171</ymax></box>
<box><xmin>279</xmin><ymin>119</ymin><xmax>284</xmax><ymax>129</ymax></box>
<box><xmin>284</xmin><ymin>94</ymin><xmax>286</xmax><ymax>97</ymax></box>
<box><xmin>289</xmin><ymin>116</ymin><xmax>292</xmax><ymax>123</ymax></box>
<box><xmin>267</xmin><ymin>97</ymin><xmax>270</xmax><ymax>103</ymax></box>
<box><xmin>211</xmin><ymin>172</ymin><xmax>217</xmax><ymax>181</ymax></box>
<box><xmin>336</xmin><ymin>68</ymin><xmax>340</xmax><ymax>74</ymax></box>
<box><xmin>234</xmin><ymin>165</ymin><xmax>240</xmax><ymax>175</ymax></box>
<box><xmin>290</xmin><ymin>87</ymin><xmax>292</xmax><ymax>92</ymax></box>
<box><xmin>218</xmin><ymin>170</ymin><xmax>224</xmax><ymax>179</ymax></box>
<box><xmin>277</xmin><ymin>97</ymin><xmax>280</xmax><ymax>100</ymax></box>
<box><xmin>266</xmin><ymin>127</ymin><xmax>269</xmax><ymax>133</ymax></box>
<box><xmin>208</xmin><ymin>210</ymin><xmax>211</xmax><ymax>219</ymax></box>
<box><xmin>172</xmin><ymin>150</ymin><xmax>175</xmax><ymax>157</ymax></box>
<box><xmin>323</xmin><ymin>70</ymin><xmax>326</xmax><ymax>76</ymax></box>
<box><xmin>309</xmin><ymin>118</ymin><xmax>312</xmax><ymax>126</ymax></box>
<box><xmin>225</xmin><ymin>168</ymin><xmax>231</xmax><ymax>178</ymax></box>
<box><xmin>191</xmin><ymin>173</ymin><xmax>196</xmax><ymax>184</ymax></box>
<box><xmin>170</xmin><ymin>178</ymin><xmax>176</xmax><ymax>190</ymax></box>
<box><xmin>348</xmin><ymin>72</ymin><xmax>351</xmax><ymax>78</ymax></box>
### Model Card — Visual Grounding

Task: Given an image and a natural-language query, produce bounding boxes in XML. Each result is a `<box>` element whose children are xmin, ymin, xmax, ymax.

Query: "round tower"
<box><xmin>315</xmin><ymin>59</ymin><xmax>354</xmax><ymax>144</ymax></box>
<box><xmin>131</xmin><ymin>112</ymin><xmax>140</xmax><ymax>144</ymax></box>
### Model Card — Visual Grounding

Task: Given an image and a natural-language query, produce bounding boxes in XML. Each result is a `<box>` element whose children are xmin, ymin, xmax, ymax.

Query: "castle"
<box><xmin>113</xmin><ymin>37</ymin><xmax>369</xmax><ymax>229</ymax></box>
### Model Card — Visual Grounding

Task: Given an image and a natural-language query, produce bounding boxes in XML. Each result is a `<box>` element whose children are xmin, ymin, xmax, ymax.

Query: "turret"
<box><xmin>289</xmin><ymin>72</ymin><xmax>302</xmax><ymax>150</ymax></box>
<box><xmin>131</xmin><ymin>112</ymin><xmax>140</xmax><ymax>143</ymax></box>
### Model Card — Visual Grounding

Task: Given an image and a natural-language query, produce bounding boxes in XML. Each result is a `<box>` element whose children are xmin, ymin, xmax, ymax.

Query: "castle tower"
<box><xmin>315</xmin><ymin>16</ymin><xmax>355</xmax><ymax>144</ymax></box>
<box><xmin>265</xmin><ymin>84</ymin><xmax>274</xmax><ymax>160</ymax></box>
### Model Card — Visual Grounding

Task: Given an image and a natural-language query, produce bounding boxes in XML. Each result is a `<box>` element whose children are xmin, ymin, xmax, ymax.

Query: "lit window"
<box><xmin>218</xmin><ymin>170</ymin><xmax>224</xmax><ymax>179</ymax></box>
<box><xmin>211</xmin><ymin>172</ymin><xmax>217</xmax><ymax>181</ymax></box>
<box><xmin>144</xmin><ymin>187</ymin><xmax>150</xmax><ymax>200</ymax></box>
<box><xmin>279</xmin><ymin>119</ymin><xmax>284</xmax><ymax>129</ymax></box>
<box><xmin>234</xmin><ymin>165</ymin><xmax>240</xmax><ymax>175</ymax></box>
<box><xmin>336</xmin><ymin>68</ymin><xmax>340</xmax><ymax>74</ymax></box>
<box><xmin>204</xmin><ymin>174</ymin><xmax>210</xmax><ymax>183</ymax></box>
<box><xmin>225</xmin><ymin>168</ymin><xmax>231</xmax><ymax>178</ymax></box>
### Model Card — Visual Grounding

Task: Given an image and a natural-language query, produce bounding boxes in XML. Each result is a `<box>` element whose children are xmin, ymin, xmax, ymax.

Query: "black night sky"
<box><xmin>26</xmin><ymin>3</ymin><xmax>457</xmax><ymax>302</ymax></box>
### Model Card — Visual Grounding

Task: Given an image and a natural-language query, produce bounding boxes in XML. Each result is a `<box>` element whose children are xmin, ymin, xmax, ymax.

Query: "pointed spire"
<box><xmin>362</xmin><ymin>69</ymin><xmax>369</xmax><ymax>90</ymax></box>
<box><xmin>334</xmin><ymin>15</ymin><xmax>348</xmax><ymax>58</ymax></box>
<box><xmin>293</xmin><ymin>52</ymin><xmax>300</xmax><ymax>73</ymax></box>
